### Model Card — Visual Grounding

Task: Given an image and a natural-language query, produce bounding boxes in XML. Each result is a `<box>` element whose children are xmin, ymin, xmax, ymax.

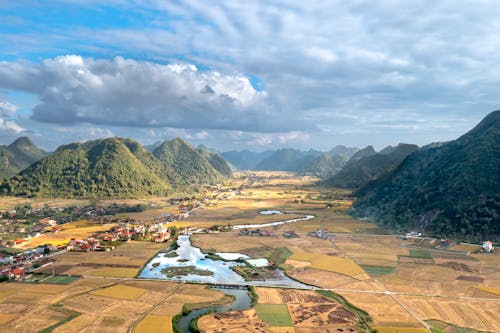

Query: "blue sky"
<box><xmin>0</xmin><ymin>1</ymin><xmax>499</xmax><ymax>151</ymax></box>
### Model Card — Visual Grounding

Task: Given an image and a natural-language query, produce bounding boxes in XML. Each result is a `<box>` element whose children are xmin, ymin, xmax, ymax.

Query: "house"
<box><xmin>482</xmin><ymin>241</ymin><xmax>494</xmax><ymax>253</ymax></box>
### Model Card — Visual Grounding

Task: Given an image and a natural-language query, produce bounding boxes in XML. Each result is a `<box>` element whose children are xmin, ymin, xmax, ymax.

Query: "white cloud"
<box><xmin>0</xmin><ymin>101</ymin><xmax>17</xmax><ymax>117</ymax></box>
<box><xmin>0</xmin><ymin>118</ymin><xmax>24</xmax><ymax>133</ymax></box>
<box><xmin>0</xmin><ymin>55</ymin><xmax>306</xmax><ymax>132</ymax></box>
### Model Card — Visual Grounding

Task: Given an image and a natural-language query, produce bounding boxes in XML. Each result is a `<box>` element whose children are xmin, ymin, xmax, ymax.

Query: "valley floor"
<box><xmin>0</xmin><ymin>171</ymin><xmax>498</xmax><ymax>332</ymax></box>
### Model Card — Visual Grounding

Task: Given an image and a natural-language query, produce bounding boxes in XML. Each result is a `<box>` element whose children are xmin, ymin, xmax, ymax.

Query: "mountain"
<box><xmin>152</xmin><ymin>138</ymin><xmax>223</xmax><ymax>188</ymax></box>
<box><xmin>0</xmin><ymin>137</ymin><xmax>47</xmax><ymax>178</ymax></box>
<box><xmin>297</xmin><ymin>153</ymin><xmax>348</xmax><ymax>178</ymax></box>
<box><xmin>322</xmin><ymin>143</ymin><xmax>418</xmax><ymax>188</ymax></box>
<box><xmin>348</xmin><ymin>146</ymin><xmax>377</xmax><ymax>163</ymax></box>
<box><xmin>221</xmin><ymin>150</ymin><xmax>274</xmax><ymax>170</ymax></box>
<box><xmin>197</xmin><ymin>146</ymin><xmax>233</xmax><ymax>178</ymax></box>
<box><xmin>255</xmin><ymin>148</ymin><xmax>322</xmax><ymax>171</ymax></box>
<box><xmin>297</xmin><ymin>145</ymin><xmax>358</xmax><ymax>178</ymax></box>
<box><xmin>354</xmin><ymin>111</ymin><xmax>500</xmax><ymax>241</ymax></box>
<box><xmin>327</xmin><ymin>145</ymin><xmax>358</xmax><ymax>159</ymax></box>
<box><xmin>1</xmin><ymin>138</ymin><xmax>170</xmax><ymax>198</ymax></box>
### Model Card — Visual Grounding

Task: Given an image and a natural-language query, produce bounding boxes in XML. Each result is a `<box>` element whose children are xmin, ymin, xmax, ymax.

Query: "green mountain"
<box><xmin>298</xmin><ymin>152</ymin><xmax>348</xmax><ymax>178</ymax></box>
<box><xmin>0</xmin><ymin>137</ymin><xmax>47</xmax><ymax>178</ymax></box>
<box><xmin>322</xmin><ymin>144</ymin><xmax>418</xmax><ymax>188</ymax></box>
<box><xmin>348</xmin><ymin>146</ymin><xmax>377</xmax><ymax>162</ymax></box>
<box><xmin>152</xmin><ymin>138</ymin><xmax>223</xmax><ymax>188</ymax></box>
<box><xmin>255</xmin><ymin>148</ymin><xmax>322</xmax><ymax>171</ymax></box>
<box><xmin>197</xmin><ymin>146</ymin><xmax>233</xmax><ymax>178</ymax></box>
<box><xmin>298</xmin><ymin>145</ymin><xmax>357</xmax><ymax>178</ymax></box>
<box><xmin>353</xmin><ymin>111</ymin><xmax>500</xmax><ymax>241</ymax></box>
<box><xmin>1</xmin><ymin>138</ymin><xmax>170</xmax><ymax>198</ymax></box>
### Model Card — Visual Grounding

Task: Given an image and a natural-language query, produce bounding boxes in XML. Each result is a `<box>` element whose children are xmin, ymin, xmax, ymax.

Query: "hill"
<box><xmin>197</xmin><ymin>146</ymin><xmax>233</xmax><ymax>178</ymax></box>
<box><xmin>322</xmin><ymin>144</ymin><xmax>418</xmax><ymax>188</ymax></box>
<box><xmin>0</xmin><ymin>137</ymin><xmax>47</xmax><ymax>178</ymax></box>
<box><xmin>1</xmin><ymin>138</ymin><xmax>170</xmax><ymax>198</ymax></box>
<box><xmin>221</xmin><ymin>150</ymin><xmax>274</xmax><ymax>170</ymax></box>
<box><xmin>255</xmin><ymin>148</ymin><xmax>322</xmax><ymax>171</ymax></box>
<box><xmin>297</xmin><ymin>152</ymin><xmax>348</xmax><ymax>178</ymax></box>
<box><xmin>353</xmin><ymin>111</ymin><xmax>500</xmax><ymax>241</ymax></box>
<box><xmin>152</xmin><ymin>138</ymin><xmax>223</xmax><ymax>188</ymax></box>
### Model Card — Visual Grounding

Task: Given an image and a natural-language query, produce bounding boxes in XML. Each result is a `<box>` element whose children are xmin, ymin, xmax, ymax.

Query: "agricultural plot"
<box><xmin>39</xmin><ymin>275</ymin><xmax>80</xmax><ymax>284</ymax></box>
<box><xmin>255</xmin><ymin>304</ymin><xmax>293</xmax><ymax>326</ymax></box>
<box><xmin>90</xmin><ymin>284</ymin><xmax>147</xmax><ymax>301</ymax></box>
<box><xmin>133</xmin><ymin>314</ymin><xmax>172</xmax><ymax>333</ymax></box>
<box><xmin>360</xmin><ymin>265</ymin><xmax>396</xmax><ymax>276</ymax></box>
<box><xmin>290</xmin><ymin>252</ymin><xmax>366</xmax><ymax>278</ymax></box>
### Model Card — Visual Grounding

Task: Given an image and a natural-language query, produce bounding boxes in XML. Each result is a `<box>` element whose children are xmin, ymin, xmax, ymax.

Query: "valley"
<box><xmin>0</xmin><ymin>172</ymin><xmax>497</xmax><ymax>332</ymax></box>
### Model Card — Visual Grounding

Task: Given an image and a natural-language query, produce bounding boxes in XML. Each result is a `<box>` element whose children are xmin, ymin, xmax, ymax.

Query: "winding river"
<box><xmin>176</xmin><ymin>288</ymin><xmax>252</xmax><ymax>332</ymax></box>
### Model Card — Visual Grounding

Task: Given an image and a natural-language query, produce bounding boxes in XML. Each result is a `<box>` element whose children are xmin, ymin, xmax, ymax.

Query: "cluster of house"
<box><xmin>0</xmin><ymin>246</ymin><xmax>56</xmax><ymax>280</ymax></box>
<box><xmin>239</xmin><ymin>229</ymin><xmax>276</xmax><ymax>237</ymax></box>
<box><xmin>308</xmin><ymin>227</ymin><xmax>329</xmax><ymax>240</ymax></box>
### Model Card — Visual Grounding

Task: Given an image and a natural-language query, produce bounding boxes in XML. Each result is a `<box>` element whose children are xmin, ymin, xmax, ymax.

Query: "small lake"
<box><xmin>259</xmin><ymin>210</ymin><xmax>283</xmax><ymax>215</ymax></box>
<box><xmin>139</xmin><ymin>235</ymin><xmax>246</xmax><ymax>284</ymax></box>
<box><xmin>139</xmin><ymin>235</ymin><xmax>310</xmax><ymax>288</ymax></box>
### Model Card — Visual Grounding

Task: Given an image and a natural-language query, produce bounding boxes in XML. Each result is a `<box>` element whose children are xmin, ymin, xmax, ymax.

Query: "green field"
<box><xmin>41</xmin><ymin>275</ymin><xmax>80</xmax><ymax>285</ymax></box>
<box><xmin>427</xmin><ymin>319</ymin><xmax>488</xmax><ymax>333</ymax></box>
<box><xmin>360</xmin><ymin>265</ymin><xmax>396</xmax><ymax>275</ymax></box>
<box><xmin>255</xmin><ymin>304</ymin><xmax>292</xmax><ymax>326</ymax></box>
<box><xmin>408</xmin><ymin>249</ymin><xmax>432</xmax><ymax>259</ymax></box>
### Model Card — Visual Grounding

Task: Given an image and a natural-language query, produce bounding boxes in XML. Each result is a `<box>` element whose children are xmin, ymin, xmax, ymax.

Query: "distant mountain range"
<box><xmin>222</xmin><ymin>145</ymin><xmax>357</xmax><ymax>178</ymax></box>
<box><xmin>353</xmin><ymin>110</ymin><xmax>500</xmax><ymax>241</ymax></box>
<box><xmin>0</xmin><ymin>137</ymin><xmax>230</xmax><ymax>198</ymax></box>
<box><xmin>0</xmin><ymin>137</ymin><xmax>47</xmax><ymax>178</ymax></box>
<box><xmin>322</xmin><ymin>143</ymin><xmax>419</xmax><ymax>188</ymax></box>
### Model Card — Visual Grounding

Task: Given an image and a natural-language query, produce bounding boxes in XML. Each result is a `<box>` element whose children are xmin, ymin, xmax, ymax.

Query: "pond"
<box><xmin>259</xmin><ymin>210</ymin><xmax>283</xmax><ymax>215</ymax></box>
<box><xmin>139</xmin><ymin>235</ymin><xmax>246</xmax><ymax>284</ymax></box>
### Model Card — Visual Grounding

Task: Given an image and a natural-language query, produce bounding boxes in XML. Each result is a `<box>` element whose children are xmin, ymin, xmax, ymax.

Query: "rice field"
<box><xmin>290</xmin><ymin>252</ymin><xmax>365</xmax><ymax>277</ymax></box>
<box><xmin>90</xmin><ymin>285</ymin><xmax>147</xmax><ymax>301</ymax></box>
<box><xmin>133</xmin><ymin>314</ymin><xmax>172</xmax><ymax>333</ymax></box>
<box><xmin>87</xmin><ymin>267</ymin><xmax>139</xmax><ymax>278</ymax></box>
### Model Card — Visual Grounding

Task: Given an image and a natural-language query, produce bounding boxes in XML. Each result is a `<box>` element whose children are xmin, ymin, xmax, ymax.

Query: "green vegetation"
<box><xmin>354</xmin><ymin>111</ymin><xmax>500</xmax><ymax>242</ymax></box>
<box><xmin>39</xmin><ymin>305</ymin><xmax>81</xmax><ymax>333</ymax></box>
<box><xmin>41</xmin><ymin>275</ymin><xmax>80</xmax><ymax>284</ymax></box>
<box><xmin>0</xmin><ymin>136</ymin><xmax>47</xmax><ymax>178</ymax></box>
<box><xmin>255</xmin><ymin>304</ymin><xmax>293</xmax><ymax>326</ymax></box>
<box><xmin>298</xmin><ymin>152</ymin><xmax>347</xmax><ymax>178</ymax></box>
<box><xmin>197</xmin><ymin>146</ymin><xmax>233</xmax><ymax>178</ymax></box>
<box><xmin>323</xmin><ymin>143</ymin><xmax>418</xmax><ymax>188</ymax></box>
<box><xmin>256</xmin><ymin>148</ymin><xmax>322</xmax><ymax>171</ymax></box>
<box><xmin>161</xmin><ymin>266</ymin><xmax>214</xmax><ymax>277</ymax></box>
<box><xmin>1</xmin><ymin>137</ymin><xmax>171</xmax><ymax>198</ymax></box>
<box><xmin>248</xmin><ymin>286</ymin><xmax>258</xmax><ymax>307</ymax></box>
<box><xmin>408</xmin><ymin>249</ymin><xmax>432</xmax><ymax>259</ymax></box>
<box><xmin>152</xmin><ymin>138</ymin><xmax>222</xmax><ymax>189</ymax></box>
<box><xmin>360</xmin><ymin>265</ymin><xmax>396</xmax><ymax>275</ymax></box>
<box><xmin>427</xmin><ymin>319</ymin><xmax>489</xmax><ymax>333</ymax></box>
<box><xmin>1</xmin><ymin>137</ymin><xmax>231</xmax><ymax>199</ymax></box>
<box><xmin>317</xmin><ymin>290</ymin><xmax>372</xmax><ymax>333</ymax></box>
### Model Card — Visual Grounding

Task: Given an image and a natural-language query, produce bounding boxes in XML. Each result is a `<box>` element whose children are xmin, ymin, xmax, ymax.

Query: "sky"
<box><xmin>0</xmin><ymin>0</ymin><xmax>499</xmax><ymax>152</ymax></box>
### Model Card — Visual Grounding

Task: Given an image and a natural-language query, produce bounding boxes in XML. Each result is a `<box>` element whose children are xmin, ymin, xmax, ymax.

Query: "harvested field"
<box><xmin>290</xmin><ymin>252</ymin><xmax>366</xmax><ymax>278</ymax></box>
<box><xmin>90</xmin><ymin>285</ymin><xmax>147</xmax><ymax>301</ymax></box>
<box><xmin>0</xmin><ymin>313</ymin><xmax>17</xmax><ymax>325</ymax></box>
<box><xmin>133</xmin><ymin>314</ymin><xmax>172</xmax><ymax>333</ymax></box>
<box><xmin>398</xmin><ymin>296</ymin><xmax>500</xmax><ymax>332</ymax></box>
<box><xmin>473</xmin><ymin>285</ymin><xmax>500</xmax><ymax>295</ymax></box>
<box><xmin>88</xmin><ymin>267</ymin><xmax>139</xmax><ymax>277</ymax></box>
